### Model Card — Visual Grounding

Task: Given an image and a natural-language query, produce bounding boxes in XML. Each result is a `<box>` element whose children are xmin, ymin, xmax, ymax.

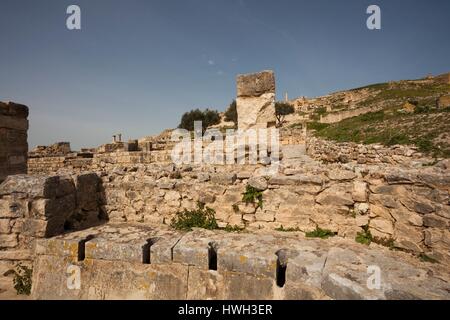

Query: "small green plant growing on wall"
<box><xmin>242</xmin><ymin>185</ymin><xmax>263</xmax><ymax>209</ymax></box>
<box><xmin>305</xmin><ymin>227</ymin><xmax>336</xmax><ymax>239</ymax></box>
<box><xmin>275</xmin><ymin>225</ymin><xmax>301</xmax><ymax>232</ymax></box>
<box><xmin>12</xmin><ymin>263</ymin><xmax>32</xmax><ymax>295</ymax></box>
<box><xmin>171</xmin><ymin>202</ymin><xmax>218</xmax><ymax>231</ymax></box>
<box><xmin>355</xmin><ymin>225</ymin><xmax>373</xmax><ymax>245</ymax></box>
<box><xmin>419</xmin><ymin>253</ymin><xmax>439</xmax><ymax>264</ymax></box>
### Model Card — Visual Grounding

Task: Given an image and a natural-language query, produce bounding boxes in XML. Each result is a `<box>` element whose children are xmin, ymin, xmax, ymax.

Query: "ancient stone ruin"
<box><xmin>236</xmin><ymin>70</ymin><xmax>277</xmax><ymax>130</ymax></box>
<box><xmin>0</xmin><ymin>72</ymin><xmax>450</xmax><ymax>300</ymax></box>
<box><xmin>0</xmin><ymin>102</ymin><xmax>28</xmax><ymax>183</ymax></box>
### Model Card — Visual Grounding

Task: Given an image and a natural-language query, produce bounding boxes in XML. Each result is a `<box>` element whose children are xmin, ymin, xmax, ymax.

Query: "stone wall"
<box><xmin>319</xmin><ymin>106</ymin><xmax>383</xmax><ymax>124</ymax></box>
<box><xmin>438</xmin><ymin>95</ymin><xmax>450</xmax><ymax>109</ymax></box>
<box><xmin>1</xmin><ymin>162</ymin><xmax>449</xmax><ymax>298</ymax></box>
<box><xmin>27</xmin><ymin>151</ymin><xmax>173</xmax><ymax>175</ymax></box>
<box><xmin>0</xmin><ymin>173</ymin><xmax>104</xmax><ymax>269</ymax></box>
<box><xmin>306</xmin><ymin>136</ymin><xmax>432</xmax><ymax>166</ymax></box>
<box><xmin>99</xmin><ymin>162</ymin><xmax>450</xmax><ymax>264</ymax></box>
<box><xmin>29</xmin><ymin>142</ymin><xmax>71</xmax><ymax>158</ymax></box>
<box><xmin>236</xmin><ymin>70</ymin><xmax>276</xmax><ymax>130</ymax></box>
<box><xmin>0</xmin><ymin>102</ymin><xmax>28</xmax><ymax>183</ymax></box>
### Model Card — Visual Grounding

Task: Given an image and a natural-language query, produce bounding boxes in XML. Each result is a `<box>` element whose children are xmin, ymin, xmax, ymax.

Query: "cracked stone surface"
<box><xmin>30</xmin><ymin>224</ymin><xmax>450</xmax><ymax>300</ymax></box>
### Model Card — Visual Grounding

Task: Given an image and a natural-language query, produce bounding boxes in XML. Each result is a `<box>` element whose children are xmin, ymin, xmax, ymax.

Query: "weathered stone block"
<box><xmin>0</xmin><ymin>234</ymin><xmax>18</xmax><ymax>248</ymax></box>
<box><xmin>236</xmin><ymin>71</ymin><xmax>276</xmax><ymax>130</ymax></box>
<box><xmin>211</xmin><ymin>173</ymin><xmax>237</xmax><ymax>185</ymax></box>
<box><xmin>0</xmin><ymin>219</ymin><xmax>11</xmax><ymax>234</ymax></box>
<box><xmin>237</xmin><ymin>70</ymin><xmax>275</xmax><ymax>97</ymax></box>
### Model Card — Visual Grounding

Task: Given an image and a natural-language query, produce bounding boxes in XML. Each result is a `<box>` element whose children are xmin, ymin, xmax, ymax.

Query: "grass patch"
<box><xmin>275</xmin><ymin>225</ymin><xmax>301</xmax><ymax>232</ymax></box>
<box><xmin>419</xmin><ymin>253</ymin><xmax>439</xmax><ymax>264</ymax></box>
<box><xmin>355</xmin><ymin>225</ymin><xmax>373</xmax><ymax>245</ymax></box>
<box><xmin>242</xmin><ymin>185</ymin><xmax>263</xmax><ymax>209</ymax></box>
<box><xmin>307</xmin><ymin>122</ymin><xmax>330</xmax><ymax>131</ymax></box>
<box><xmin>12</xmin><ymin>264</ymin><xmax>32</xmax><ymax>296</ymax></box>
<box><xmin>171</xmin><ymin>202</ymin><xmax>218</xmax><ymax>231</ymax></box>
<box><xmin>305</xmin><ymin>227</ymin><xmax>336</xmax><ymax>239</ymax></box>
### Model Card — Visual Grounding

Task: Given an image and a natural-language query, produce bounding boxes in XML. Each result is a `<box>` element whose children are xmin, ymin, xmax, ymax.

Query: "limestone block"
<box><xmin>0</xmin><ymin>175</ymin><xmax>59</xmax><ymax>199</ymax></box>
<box><xmin>74</xmin><ymin>173</ymin><xmax>99</xmax><ymax>212</ymax></box>
<box><xmin>423</xmin><ymin>214</ymin><xmax>448</xmax><ymax>229</ymax></box>
<box><xmin>0</xmin><ymin>219</ymin><xmax>11</xmax><ymax>234</ymax></box>
<box><xmin>316</xmin><ymin>188</ymin><xmax>354</xmax><ymax>207</ymax></box>
<box><xmin>211</xmin><ymin>173</ymin><xmax>237</xmax><ymax>185</ymax></box>
<box><xmin>352</xmin><ymin>181</ymin><xmax>368</xmax><ymax>202</ymax></box>
<box><xmin>0</xmin><ymin>196</ymin><xmax>28</xmax><ymax>218</ymax></box>
<box><xmin>248</xmin><ymin>176</ymin><xmax>268</xmax><ymax>191</ymax></box>
<box><xmin>237</xmin><ymin>70</ymin><xmax>275</xmax><ymax>97</ymax></box>
<box><xmin>0</xmin><ymin>234</ymin><xmax>18</xmax><ymax>248</ymax></box>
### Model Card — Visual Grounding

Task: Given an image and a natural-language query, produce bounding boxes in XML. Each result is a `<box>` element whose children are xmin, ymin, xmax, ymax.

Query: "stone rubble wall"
<box><xmin>27</xmin><ymin>150</ymin><xmax>173</xmax><ymax>175</ymax></box>
<box><xmin>306</xmin><ymin>136</ymin><xmax>431</xmax><ymax>166</ymax></box>
<box><xmin>28</xmin><ymin>142</ymin><xmax>71</xmax><ymax>158</ymax></box>
<box><xmin>0</xmin><ymin>102</ymin><xmax>29</xmax><ymax>183</ymax></box>
<box><xmin>100</xmin><ymin>162</ymin><xmax>450</xmax><ymax>264</ymax></box>
<box><xmin>0</xmin><ymin>173</ymin><xmax>104</xmax><ymax>269</ymax></box>
<box><xmin>31</xmin><ymin>225</ymin><xmax>450</xmax><ymax>300</ymax></box>
<box><xmin>319</xmin><ymin>106</ymin><xmax>383</xmax><ymax>124</ymax></box>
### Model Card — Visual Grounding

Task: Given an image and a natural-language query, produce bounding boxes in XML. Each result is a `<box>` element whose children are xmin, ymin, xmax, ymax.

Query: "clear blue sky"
<box><xmin>1</xmin><ymin>0</ymin><xmax>449</xmax><ymax>150</ymax></box>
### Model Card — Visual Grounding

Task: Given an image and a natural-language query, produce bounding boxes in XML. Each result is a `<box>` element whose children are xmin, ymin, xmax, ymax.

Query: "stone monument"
<box><xmin>236</xmin><ymin>70</ymin><xmax>276</xmax><ymax>130</ymax></box>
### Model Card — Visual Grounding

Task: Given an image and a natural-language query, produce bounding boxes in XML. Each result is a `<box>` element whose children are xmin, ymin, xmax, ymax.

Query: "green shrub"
<box><xmin>415</xmin><ymin>137</ymin><xmax>434</xmax><ymax>154</ymax></box>
<box><xmin>178</xmin><ymin>108</ymin><xmax>221</xmax><ymax>132</ymax></box>
<box><xmin>224</xmin><ymin>100</ymin><xmax>237</xmax><ymax>125</ymax></box>
<box><xmin>307</xmin><ymin>122</ymin><xmax>329</xmax><ymax>131</ymax></box>
<box><xmin>305</xmin><ymin>227</ymin><xmax>336</xmax><ymax>239</ymax></box>
<box><xmin>356</xmin><ymin>225</ymin><xmax>372</xmax><ymax>245</ymax></box>
<box><xmin>419</xmin><ymin>253</ymin><xmax>439</xmax><ymax>264</ymax></box>
<box><xmin>242</xmin><ymin>185</ymin><xmax>263</xmax><ymax>209</ymax></box>
<box><xmin>171</xmin><ymin>202</ymin><xmax>218</xmax><ymax>231</ymax></box>
<box><xmin>12</xmin><ymin>264</ymin><xmax>32</xmax><ymax>295</ymax></box>
<box><xmin>414</xmin><ymin>104</ymin><xmax>431</xmax><ymax>114</ymax></box>
<box><xmin>275</xmin><ymin>102</ymin><xmax>295</xmax><ymax>126</ymax></box>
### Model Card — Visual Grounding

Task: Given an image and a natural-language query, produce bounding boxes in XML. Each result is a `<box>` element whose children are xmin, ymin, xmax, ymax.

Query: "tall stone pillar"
<box><xmin>0</xmin><ymin>102</ymin><xmax>29</xmax><ymax>183</ymax></box>
<box><xmin>236</xmin><ymin>70</ymin><xmax>276</xmax><ymax>130</ymax></box>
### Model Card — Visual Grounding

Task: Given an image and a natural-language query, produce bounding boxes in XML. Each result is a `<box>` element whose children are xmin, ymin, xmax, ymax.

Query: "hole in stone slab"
<box><xmin>78</xmin><ymin>235</ymin><xmax>95</xmax><ymax>261</ymax></box>
<box><xmin>208</xmin><ymin>242</ymin><xmax>218</xmax><ymax>271</ymax></box>
<box><xmin>276</xmin><ymin>249</ymin><xmax>288</xmax><ymax>288</ymax></box>
<box><xmin>142</xmin><ymin>239</ymin><xmax>155</xmax><ymax>264</ymax></box>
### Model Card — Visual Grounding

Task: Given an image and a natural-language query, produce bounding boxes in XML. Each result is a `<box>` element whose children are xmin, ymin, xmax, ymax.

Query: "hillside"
<box><xmin>289</xmin><ymin>74</ymin><xmax>450</xmax><ymax>158</ymax></box>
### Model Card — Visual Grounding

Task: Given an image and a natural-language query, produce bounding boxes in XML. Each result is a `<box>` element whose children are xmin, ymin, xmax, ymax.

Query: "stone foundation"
<box><xmin>31</xmin><ymin>225</ymin><xmax>450</xmax><ymax>300</ymax></box>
